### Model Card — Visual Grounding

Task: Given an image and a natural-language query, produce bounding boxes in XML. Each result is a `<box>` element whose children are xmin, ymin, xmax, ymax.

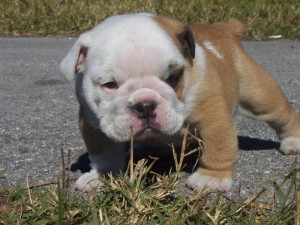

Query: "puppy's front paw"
<box><xmin>280</xmin><ymin>137</ymin><xmax>300</xmax><ymax>155</ymax></box>
<box><xmin>75</xmin><ymin>169</ymin><xmax>103</xmax><ymax>192</ymax></box>
<box><xmin>187</xmin><ymin>171</ymin><xmax>233</xmax><ymax>192</ymax></box>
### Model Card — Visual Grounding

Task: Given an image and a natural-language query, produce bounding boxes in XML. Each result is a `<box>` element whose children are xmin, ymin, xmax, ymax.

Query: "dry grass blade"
<box><xmin>235</xmin><ymin>187</ymin><xmax>266</xmax><ymax>215</ymax></box>
<box><xmin>172</xmin><ymin>127</ymin><xmax>203</xmax><ymax>181</ymax></box>
<box><xmin>130</xmin><ymin>126</ymin><xmax>134</xmax><ymax>183</ymax></box>
<box><xmin>26</xmin><ymin>175</ymin><xmax>33</xmax><ymax>205</ymax></box>
<box><xmin>297</xmin><ymin>174</ymin><xmax>300</xmax><ymax>225</ymax></box>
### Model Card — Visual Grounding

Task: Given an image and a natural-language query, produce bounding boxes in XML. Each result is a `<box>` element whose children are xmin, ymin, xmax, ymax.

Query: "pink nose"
<box><xmin>133</xmin><ymin>101</ymin><xmax>157</xmax><ymax>119</ymax></box>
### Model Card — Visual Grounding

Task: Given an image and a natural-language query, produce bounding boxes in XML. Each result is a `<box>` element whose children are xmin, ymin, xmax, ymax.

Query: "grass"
<box><xmin>0</xmin><ymin>161</ymin><xmax>299</xmax><ymax>224</ymax></box>
<box><xmin>0</xmin><ymin>0</ymin><xmax>299</xmax><ymax>39</ymax></box>
<box><xmin>1</xmin><ymin>132</ymin><xmax>300</xmax><ymax>224</ymax></box>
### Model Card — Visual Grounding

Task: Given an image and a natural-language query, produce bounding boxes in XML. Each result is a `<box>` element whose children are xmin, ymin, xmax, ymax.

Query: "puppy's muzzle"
<box><xmin>133</xmin><ymin>101</ymin><xmax>157</xmax><ymax>120</ymax></box>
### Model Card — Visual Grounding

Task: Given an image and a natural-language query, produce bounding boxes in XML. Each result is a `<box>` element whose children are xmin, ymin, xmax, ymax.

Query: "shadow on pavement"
<box><xmin>238</xmin><ymin>136</ymin><xmax>280</xmax><ymax>151</ymax></box>
<box><xmin>69</xmin><ymin>136</ymin><xmax>280</xmax><ymax>174</ymax></box>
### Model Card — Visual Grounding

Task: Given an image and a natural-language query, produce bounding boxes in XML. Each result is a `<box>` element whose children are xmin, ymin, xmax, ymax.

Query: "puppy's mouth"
<box><xmin>142</xmin><ymin>119</ymin><xmax>161</xmax><ymax>131</ymax></box>
<box><xmin>135</xmin><ymin>119</ymin><xmax>161</xmax><ymax>137</ymax></box>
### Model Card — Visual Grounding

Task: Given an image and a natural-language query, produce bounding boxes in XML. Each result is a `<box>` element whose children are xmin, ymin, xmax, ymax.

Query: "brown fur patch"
<box><xmin>79</xmin><ymin>107</ymin><xmax>107</xmax><ymax>155</ymax></box>
<box><xmin>154</xmin><ymin>16</ymin><xmax>195</xmax><ymax>64</ymax></box>
<box><xmin>214</xmin><ymin>18</ymin><xmax>245</xmax><ymax>37</ymax></box>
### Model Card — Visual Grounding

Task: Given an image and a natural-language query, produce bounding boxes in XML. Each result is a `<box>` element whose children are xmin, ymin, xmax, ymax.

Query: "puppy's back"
<box><xmin>213</xmin><ymin>18</ymin><xmax>245</xmax><ymax>37</ymax></box>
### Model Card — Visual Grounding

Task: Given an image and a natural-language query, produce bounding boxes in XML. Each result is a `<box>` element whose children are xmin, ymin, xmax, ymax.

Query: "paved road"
<box><xmin>0</xmin><ymin>38</ymin><xmax>299</xmax><ymax>198</ymax></box>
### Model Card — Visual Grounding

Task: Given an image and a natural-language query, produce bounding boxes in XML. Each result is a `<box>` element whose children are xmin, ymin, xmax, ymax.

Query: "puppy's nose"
<box><xmin>133</xmin><ymin>101</ymin><xmax>157</xmax><ymax>119</ymax></box>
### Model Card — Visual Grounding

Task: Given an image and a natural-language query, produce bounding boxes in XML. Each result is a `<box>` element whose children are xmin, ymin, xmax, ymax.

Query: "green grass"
<box><xmin>0</xmin><ymin>0</ymin><xmax>299</xmax><ymax>39</ymax></box>
<box><xmin>0</xmin><ymin>161</ymin><xmax>299</xmax><ymax>224</ymax></box>
<box><xmin>1</xmin><ymin>140</ymin><xmax>299</xmax><ymax>224</ymax></box>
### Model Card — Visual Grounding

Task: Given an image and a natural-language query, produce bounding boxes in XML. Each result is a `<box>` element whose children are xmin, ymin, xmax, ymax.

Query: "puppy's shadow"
<box><xmin>238</xmin><ymin>136</ymin><xmax>280</xmax><ymax>151</ymax></box>
<box><xmin>70</xmin><ymin>153</ymin><xmax>91</xmax><ymax>173</ymax></box>
<box><xmin>70</xmin><ymin>136</ymin><xmax>280</xmax><ymax>174</ymax></box>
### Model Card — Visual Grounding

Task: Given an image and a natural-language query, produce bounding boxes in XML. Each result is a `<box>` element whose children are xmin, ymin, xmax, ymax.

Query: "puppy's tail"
<box><xmin>215</xmin><ymin>18</ymin><xmax>245</xmax><ymax>37</ymax></box>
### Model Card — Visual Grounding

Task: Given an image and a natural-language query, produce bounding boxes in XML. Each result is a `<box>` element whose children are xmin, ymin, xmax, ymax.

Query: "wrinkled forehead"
<box><xmin>87</xmin><ymin>14</ymin><xmax>186</xmax><ymax>78</ymax></box>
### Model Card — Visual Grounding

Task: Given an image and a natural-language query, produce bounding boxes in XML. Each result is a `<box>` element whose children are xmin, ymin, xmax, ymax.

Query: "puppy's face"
<box><xmin>61</xmin><ymin>14</ymin><xmax>197</xmax><ymax>142</ymax></box>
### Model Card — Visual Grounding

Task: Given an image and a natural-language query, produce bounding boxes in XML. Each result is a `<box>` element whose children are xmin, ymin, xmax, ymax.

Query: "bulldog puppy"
<box><xmin>60</xmin><ymin>13</ymin><xmax>300</xmax><ymax>192</ymax></box>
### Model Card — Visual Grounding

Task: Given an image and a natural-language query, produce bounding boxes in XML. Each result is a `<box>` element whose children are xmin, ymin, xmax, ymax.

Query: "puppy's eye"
<box><xmin>101</xmin><ymin>81</ymin><xmax>118</xmax><ymax>89</ymax></box>
<box><xmin>166</xmin><ymin>69</ymin><xmax>183</xmax><ymax>87</ymax></box>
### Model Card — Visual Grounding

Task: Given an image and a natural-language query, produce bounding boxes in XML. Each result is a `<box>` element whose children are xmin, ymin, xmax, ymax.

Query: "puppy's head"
<box><xmin>60</xmin><ymin>13</ymin><xmax>197</xmax><ymax>142</ymax></box>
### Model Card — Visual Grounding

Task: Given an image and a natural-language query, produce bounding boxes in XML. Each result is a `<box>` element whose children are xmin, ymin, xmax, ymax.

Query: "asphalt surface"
<box><xmin>0</xmin><ymin>38</ymin><xmax>299</xmax><ymax>198</ymax></box>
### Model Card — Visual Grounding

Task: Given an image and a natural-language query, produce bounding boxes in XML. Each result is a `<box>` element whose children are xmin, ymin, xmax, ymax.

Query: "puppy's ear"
<box><xmin>178</xmin><ymin>26</ymin><xmax>195</xmax><ymax>61</ymax></box>
<box><xmin>60</xmin><ymin>33</ymin><xmax>92</xmax><ymax>81</ymax></box>
<box><xmin>154</xmin><ymin>16</ymin><xmax>195</xmax><ymax>63</ymax></box>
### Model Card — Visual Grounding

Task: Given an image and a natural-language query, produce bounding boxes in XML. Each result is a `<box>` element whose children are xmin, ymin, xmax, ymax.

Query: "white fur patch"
<box><xmin>187</xmin><ymin>171</ymin><xmax>233</xmax><ymax>192</ymax></box>
<box><xmin>195</xmin><ymin>44</ymin><xmax>207</xmax><ymax>73</ymax></box>
<box><xmin>279</xmin><ymin>137</ymin><xmax>300</xmax><ymax>155</ymax></box>
<box><xmin>75</xmin><ymin>169</ymin><xmax>103</xmax><ymax>192</ymax></box>
<box><xmin>183</xmin><ymin>44</ymin><xmax>206</xmax><ymax>112</ymax></box>
<box><xmin>203</xmin><ymin>41</ymin><xmax>223</xmax><ymax>59</ymax></box>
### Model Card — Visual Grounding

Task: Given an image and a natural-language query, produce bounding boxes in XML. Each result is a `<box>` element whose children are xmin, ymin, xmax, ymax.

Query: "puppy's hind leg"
<box><xmin>237</xmin><ymin>52</ymin><xmax>300</xmax><ymax>155</ymax></box>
